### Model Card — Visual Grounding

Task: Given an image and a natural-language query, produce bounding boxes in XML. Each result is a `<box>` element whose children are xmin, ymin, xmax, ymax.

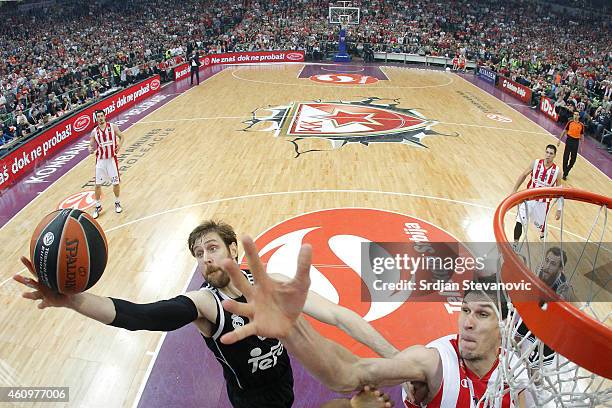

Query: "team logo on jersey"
<box><xmin>231</xmin><ymin>314</ymin><xmax>245</xmax><ymax>329</ymax></box>
<box><xmin>58</xmin><ymin>191</ymin><xmax>100</xmax><ymax>210</ymax></box>
<box><xmin>242</xmin><ymin>97</ymin><xmax>455</xmax><ymax>157</ymax></box>
<box><xmin>248</xmin><ymin>208</ymin><xmax>471</xmax><ymax>356</ymax></box>
<box><xmin>309</xmin><ymin>74</ymin><xmax>378</xmax><ymax>85</ymax></box>
<box><xmin>73</xmin><ymin>115</ymin><xmax>91</xmax><ymax>132</ymax></box>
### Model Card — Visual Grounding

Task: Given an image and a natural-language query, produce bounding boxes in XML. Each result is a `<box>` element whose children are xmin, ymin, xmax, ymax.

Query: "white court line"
<box><xmin>296</xmin><ymin>63</ymin><xmax>305</xmax><ymax>78</ymax></box>
<box><xmin>0</xmin><ymin>68</ymin><xmax>226</xmax><ymax>234</ymax></box>
<box><xmin>131</xmin><ymin>265</ymin><xmax>196</xmax><ymax>408</ymax></box>
<box><xmin>0</xmin><ymin>276</ymin><xmax>13</xmax><ymax>288</ymax></box>
<box><xmin>455</xmin><ymin>74</ymin><xmax>611</xmax><ymax>180</ymax></box>
<box><xmin>230</xmin><ymin>65</ymin><xmax>454</xmax><ymax>89</ymax></box>
<box><xmin>320</xmin><ymin>66</ymin><xmax>365</xmax><ymax>73</ymax></box>
<box><xmin>136</xmin><ymin>115</ymin><xmax>548</xmax><ymax>136</ymax></box>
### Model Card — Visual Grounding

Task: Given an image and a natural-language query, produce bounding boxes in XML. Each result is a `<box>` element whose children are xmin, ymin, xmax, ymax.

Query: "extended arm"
<box><xmin>112</xmin><ymin>124</ymin><xmax>124</xmax><ymax>151</ymax></box>
<box><xmin>270</xmin><ymin>273</ymin><xmax>398</xmax><ymax>358</ymax></box>
<box><xmin>14</xmin><ymin>257</ymin><xmax>214</xmax><ymax>332</ymax></box>
<box><xmin>511</xmin><ymin>166</ymin><xmax>532</xmax><ymax>193</ymax></box>
<box><xmin>281</xmin><ymin>317</ymin><xmax>436</xmax><ymax>392</ymax></box>
<box><xmin>219</xmin><ymin>237</ymin><xmax>439</xmax><ymax>393</ymax></box>
<box><xmin>88</xmin><ymin>133</ymin><xmax>96</xmax><ymax>154</ymax></box>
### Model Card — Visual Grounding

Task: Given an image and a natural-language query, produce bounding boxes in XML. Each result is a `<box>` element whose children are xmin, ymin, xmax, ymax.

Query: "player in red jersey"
<box><xmin>511</xmin><ymin>144</ymin><xmax>562</xmax><ymax>243</ymax></box>
<box><xmin>88</xmin><ymin>110</ymin><xmax>125</xmax><ymax>218</ymax></box>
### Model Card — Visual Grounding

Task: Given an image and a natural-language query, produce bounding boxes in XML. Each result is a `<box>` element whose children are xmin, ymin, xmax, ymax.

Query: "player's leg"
<box><xmin>514</xmin><ymin>202</ymin><xmax>529</xmax><ymax>247</ymax></box>
<box><xmin>566</xmin><ymin>138</ymin><xmax>579</xmax><ymax>177</ymax></box>
<box><xmin>534</xmin><ymin>201</ymin><xmax>548</xmax><ymax>240</ymax></box>
<box><xmin>110</xmin><ymin>158</ymin><xmax>122</xmax><ymax>213</ymax></box>
<box><xmin>93</xmin><ymin>161</ymin><xmax>105</xmax><ymax>219</ymax></box>
<box><xmin>562</xmin><ymin>142</ymin><xmax>571</xmax><ymax>179</ymax></box>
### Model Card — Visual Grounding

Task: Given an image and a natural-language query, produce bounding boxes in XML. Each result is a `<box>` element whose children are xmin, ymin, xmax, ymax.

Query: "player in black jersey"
<box><xmin>15</xmin><ymin>220</ymin><xmax>398</xmax><ymax>408</ymax></box>
<box><xmin>515</xmin><ymin>246</ymin><xmax>574</xmax><ymax>368</ymax></box>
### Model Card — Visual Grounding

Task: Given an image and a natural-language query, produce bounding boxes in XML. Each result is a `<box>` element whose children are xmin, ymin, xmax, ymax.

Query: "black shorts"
<box><xmin>517</xmin><ymin>321</ymin><xmax>555</xmax><ymax>367</ymax></box>
<box><xmin>226</xmin><ymin>366</ymin><xmax>294</xmax><ymax>408</ymax></box>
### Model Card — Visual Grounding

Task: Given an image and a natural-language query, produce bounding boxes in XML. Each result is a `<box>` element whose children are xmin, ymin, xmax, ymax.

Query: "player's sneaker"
<box><xmin>93</xmin><ymin>205</ymin><xmax>102</xmax><ymax>219</ymax></box>
<box><xmin>115</xmin><ymin>202</ymin><xmax>123</xmax><ymax>214</ymax></box>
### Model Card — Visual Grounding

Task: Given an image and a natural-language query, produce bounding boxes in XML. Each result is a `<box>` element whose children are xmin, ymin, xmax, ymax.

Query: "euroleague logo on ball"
<box><xmin>286</xmin><ymin>52</ymin><xmax>303</xmax><ymax>61</ymax></box>
<box><xmin>150</xmin><ymin>79</ymin><xmax>161</xmax><ymax>91</ymax></box>
<box><xmin>309</xmin><ymin>74</ymin><xmax>378</xmax><ymax>85</ymax></box>
<box><xmin>43</xmin><ymin>232</ymin><xmax>55</xmax><ymax>246</ymax></box>
<box><xmin>58</xmin><ymin>191</ymin><xmax>99</xmax><ymax>210</ymax></box>
<box><xmin>250</xmin><ymin>208</ymin><xmax>468</xmax><ymax>355</ymax></box>
<box><xmin>73</xmin><ymin>115</ymin><xmax>91</xmax><ymax>132</ymax></box>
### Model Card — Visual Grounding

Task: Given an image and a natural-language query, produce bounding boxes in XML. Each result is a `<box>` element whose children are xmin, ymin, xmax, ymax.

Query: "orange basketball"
<box><xmin>30</xmin><ymin>209</ymin><xmax>108</xmax><ymax>294</ymax></box>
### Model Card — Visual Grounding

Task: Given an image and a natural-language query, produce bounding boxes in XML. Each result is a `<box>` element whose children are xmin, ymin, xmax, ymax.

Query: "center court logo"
<box><xmin>249</xmin><ymin>208</ymin><xmax>470</xmax><ymax>355</ymax></box>
<box><xmin>242</xmin><ymin>97</ymin><xmax>457</xmax><ymax>157</ymax></box>
<box><xmin>73</xmin><ymin>115</ymin><xmax>91</xmax><ymax>132</ymax></box>
<box><xmin>309</xmin><ymin>74</ymin><xmax>378</xmax><ymax>85</ymax></box>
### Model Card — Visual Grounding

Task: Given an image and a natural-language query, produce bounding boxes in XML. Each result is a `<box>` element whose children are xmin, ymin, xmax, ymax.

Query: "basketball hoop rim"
<box><xmin>493</xmin><ymin>187</ymin><xmax>612</xmax><ymax>379</ymax></box>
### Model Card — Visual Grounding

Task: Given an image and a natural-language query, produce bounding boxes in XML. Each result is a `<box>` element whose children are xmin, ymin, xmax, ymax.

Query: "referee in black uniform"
<box><xmin>190</xmin><ymin>51</ymin><xmax>201</xmax><ymax>85</ymax></box>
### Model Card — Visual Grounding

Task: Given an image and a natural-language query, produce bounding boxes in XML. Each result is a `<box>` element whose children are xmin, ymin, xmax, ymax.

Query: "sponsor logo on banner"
<box><xmin>0</xmin><ymin>75</ymin><xmax>161</xmax><ymax>191</ymax></box>
<box><xmin>540</xmin><ymin>96</ymin><xmax>558</xmax><ymax>122</ymax></box>
<box><xmin>250</xmin><ymin>208</ymin><xmax>468</xmax><ymax>354</ymax></box>
<box><xmin>309</xmin><ymin>74</ymin><xmax>379</xmax><ymax>85</ymax></box>
<box><xmin>205</xmin><ymin>50</ymin><xmax>304</xmax><ymax>66</ymax></box>
<box><xmin>58</xmin><ymin>190</ymin><xmax>99</xmax><ymax>210</ymax></box>
<box><xmin>287</xmin><ymin>52</ymin><xmax>304</xmax><ymax>61</ymax></box>
<box><xmin>476</xmin><ymin>66</ymin><xmax>497</xmax><ymax>84</ymax></box>
<box><xmin>73</xmin><ymin>115</ymin><xmax>91</xmax><ymax>132</ymax></box>
<box><xmin>486</xmin><ymin>113</ymin><xmax>513</xmax><ymax>123</ymax></box>
<box><xmin>242</xmin><ymin>97</ymin><xmax>458</xmax><ymax>157</ymax></box>
<box><xmin>174</xmin><ymin>63</ymin><xmax>190</xmax><ymax>81</ymax></box>
<box><xmin>203</xmin><ymin>57</ymin><xmax>210</xmax><ymax>66</ymax></box>
<box><xmin>497</xmin><ymin>76</ymin><xmax>532</xmax><ymax>103</ymax></box>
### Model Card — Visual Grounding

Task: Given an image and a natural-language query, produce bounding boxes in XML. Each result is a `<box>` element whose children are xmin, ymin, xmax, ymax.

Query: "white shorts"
<box><xmin>95</xmin><ymin>158</ymin><xmax>120</xmax><ymax>185</ymax></box>
<box><xmin>516</xmin><ymin>200</ymin><xmax>549</xmax><ymax>231</ymax></box>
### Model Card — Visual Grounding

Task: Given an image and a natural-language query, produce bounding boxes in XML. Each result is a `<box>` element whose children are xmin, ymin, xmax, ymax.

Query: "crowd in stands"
<box><xmin>1</xmin><ymin>0</ymin><xmax>610</xmax><ymax>149</ymax></box>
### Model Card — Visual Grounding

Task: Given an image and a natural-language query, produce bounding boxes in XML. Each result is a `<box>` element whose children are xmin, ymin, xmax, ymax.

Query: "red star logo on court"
<box><xmin>324</xmin><ymin>109</ymin><xmax>382</xmax><ymax>127</ymax></box>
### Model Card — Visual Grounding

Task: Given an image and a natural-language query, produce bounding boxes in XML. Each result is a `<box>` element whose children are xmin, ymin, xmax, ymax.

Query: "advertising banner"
<box><xmin>0</xmin><ymin>75</ymin><xmax>161</xmax><ymax>190</ymax></box>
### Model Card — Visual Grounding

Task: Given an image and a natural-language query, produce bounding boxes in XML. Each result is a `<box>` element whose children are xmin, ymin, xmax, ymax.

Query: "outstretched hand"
<box><xmin>13</xmin><ymin>257</ymin><xmax>73</xmax><ymax>309</ymax></box>
<box><xmin>219</xmin><ymin>235</ymin><xmax>312</xmax><ymax>344</ymax></box>
<box><xmin>351</xmin><ymin>385</ymin><xmax>394</xmax><ymax>408</ymax></box>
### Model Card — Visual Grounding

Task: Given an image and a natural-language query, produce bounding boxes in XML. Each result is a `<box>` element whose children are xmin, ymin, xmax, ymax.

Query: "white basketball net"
<box><xmin>483</xmin><ymin>194</ymin><xmax>611</xmax><ymax>407</ymax></box>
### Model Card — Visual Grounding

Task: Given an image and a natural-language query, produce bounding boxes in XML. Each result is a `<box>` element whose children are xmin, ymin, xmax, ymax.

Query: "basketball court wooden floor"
<box><xmin>0</xmin><ymin>63</ymin><xmax>610</xmax><ymax>407</ymax></box>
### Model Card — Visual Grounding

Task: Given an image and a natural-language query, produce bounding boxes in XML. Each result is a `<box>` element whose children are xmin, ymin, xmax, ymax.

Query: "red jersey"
<box><xmin>526</xmin><ymin>159</ymin><xmax>559</xmax><ymax>202</ymax></box>
<box><xmin>92</xmin><ymin>123</ymin><xmax>118</xmax><ymax>160</ymax></box>
<box><xmin>403</xmin><ymin>335</ymin><xmax>525</xmax><ymax>408</ymax></box>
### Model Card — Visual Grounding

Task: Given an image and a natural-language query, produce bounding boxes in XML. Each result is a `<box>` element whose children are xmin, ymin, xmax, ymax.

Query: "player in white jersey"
<box><xmin>510</xmin><ymin>144</ymin><xmax>562</xmax><ymax>243</ymax></box>
<box><xmin>216</xmin><ymin>238</ymin><xmax>528</xmax><ymax>408</ymax></box>
<box><xmin>88</xmin><ymin>110</ymin><xmax>125</xmax><ymax>219</ymax></box>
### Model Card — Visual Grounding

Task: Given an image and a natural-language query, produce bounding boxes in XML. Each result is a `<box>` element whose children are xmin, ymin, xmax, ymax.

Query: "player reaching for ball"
<box><xmin>14</xmin><ymin>220</ymin><xmax>398</xmax><ymax>408</ymax></box>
